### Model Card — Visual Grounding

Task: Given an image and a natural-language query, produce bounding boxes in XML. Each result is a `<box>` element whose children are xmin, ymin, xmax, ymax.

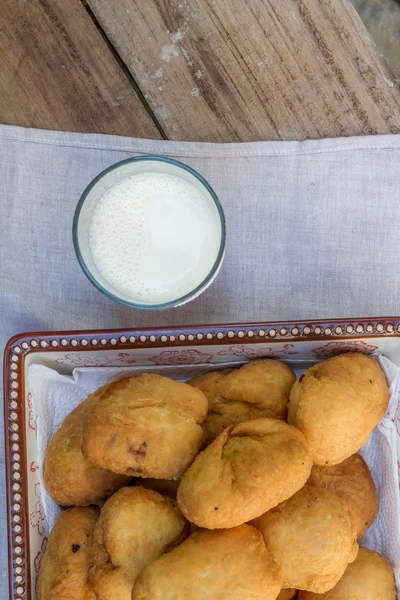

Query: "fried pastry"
<box><xmin>37</xmin><ymin>506</ymin><xmax>99</xmax><ymax>600</ymax></box>
<box><xmin>132</xmin><ymin>525</ymin><xmax>282</xmax><ymax>600</ymax></box>
<box><xmin>82</xmin><ymin>374</ymin><xmax>208</xmax><ymax>479</ymax></box>
<box><xmin>297</xmin><ymin>546</ymin><xmax>396</xmax><ymax>599</ymax></box>
<box><xmin>177</xmin><ymin>418</ymin><xmax>312</xmax><ymax>528</ymax></box>
<box><xmin>190</xmin><ymin>359</ymin><xmax>296</xmax><ymax>443</ymax></box>
<box><xmin>308</xmin><ymin>454</ymin><xmax>378</xmax><ymax>538</ymax></box>
<box><xmin>288</xmin><ymin>353</ymin><xmax>388</xmax><ymax>465</ymax></box>
<box><xmin>258</xmin><ymin>485</ymin><xmax>358</xmax><ymax>593</ymax></box>
<box><xmin>44</xmin><ymin>397</ymin><xmax>130</xmax><ymax>506</ymax></box>
<box><xmin>89</xmin><ymin>486</ymin><xmax>188</xmax><ymax>600</ymax></box>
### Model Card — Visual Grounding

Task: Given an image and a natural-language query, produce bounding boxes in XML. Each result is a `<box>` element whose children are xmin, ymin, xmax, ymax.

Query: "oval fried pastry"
<box><xmin>37</xmin><ymin>506</ymin><xmax>99</xmax><ymax>600</ymax></box>
<box><xmin>82</xmin><ymin>374</ymin><xmax>208</xmax><ymax>479</ymax></box>
<box><xmin>132</xmin><ymin>525</ymin><xmax>282</xmax><ymax>600</ymax></box>
<box><xmin>258</xmin><ymin>485</ymin><xmax>358</xmax><ymax>593</ymax></box>
<box><xmin>44</xmin><ymin>398</ymin><xmax>130</xmax><ymax>506</ymax></box>
<box><xmin>89</xmin><ymin>487</ymin><xmax>188</xmax><ymax>600</ymax></box>
<box><xmin>298</xmin><ymin>546</ymin><xmax>396</xmax><ymax>599</ymax></box>
<box><xmin>190</xmin><ymin>359</ymin><xmax>296</xmax><ymax>444</ymax></box>
<box><xmin>288</xmin><ymin>353</ymin><xmax>388</xmax><ymax>465</ymax></box>
<box><xmin>177</xmin><ymin>418</ymin><xmax>312</xmax><ymax>528</ymax></box>
<box><xmin>308</xmin><ymin>454</ymin><xmax>378</xmax><ymax>538</ymax></box>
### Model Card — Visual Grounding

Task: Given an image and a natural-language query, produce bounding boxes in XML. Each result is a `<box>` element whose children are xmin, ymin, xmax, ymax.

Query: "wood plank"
<box><xmin>0</xmin><ymin>0</ymin><xmax>161</xmax><ymax>138</ymax></box>
<box><xmin>87</xmin><ymin>0</ymin><xmax>400</xmax><ymax>141</ymax></box>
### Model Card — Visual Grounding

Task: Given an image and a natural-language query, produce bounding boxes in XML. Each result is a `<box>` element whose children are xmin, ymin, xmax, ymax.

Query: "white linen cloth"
<box><xmin>2</xmin><ymin>124</ymin><xmax>400</xmax><ymax>596</ymax></box>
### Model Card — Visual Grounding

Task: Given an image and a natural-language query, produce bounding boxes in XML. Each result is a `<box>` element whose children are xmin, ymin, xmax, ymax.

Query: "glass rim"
<box><xmin>72</xmin><ymin>155</ymin><xmax>226</xmax><ymax>310</ymax></box>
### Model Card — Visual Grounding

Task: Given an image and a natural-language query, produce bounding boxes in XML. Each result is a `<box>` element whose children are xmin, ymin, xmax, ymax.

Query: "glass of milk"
<box><xmin>73</xmin><ymin>156</ymin><xmax>225</xmax><ymax>309</ymax></box>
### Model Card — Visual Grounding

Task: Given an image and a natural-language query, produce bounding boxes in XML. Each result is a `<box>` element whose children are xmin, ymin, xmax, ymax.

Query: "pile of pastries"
<box><xmin>37</xmin><ymin>352</ymin><xmax>396</xmax><ymax>600</ymax></box>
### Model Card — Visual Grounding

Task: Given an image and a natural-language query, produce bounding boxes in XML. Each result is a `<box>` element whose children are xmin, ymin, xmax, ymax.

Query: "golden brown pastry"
<box><xmin>44</xmin><ymin>398</ymin><xmax>130</xmax><ymax>506</ymax></box>
<box><xmin>132</xmin><ymin>525</ymin><xmax>282</xmax><ymax>600</ymax></box>
<box><xmin>177</xmin><ymin>418</ymin><xmax>312</xmax><ymax>529</ymax></box>
<box><xmin>190</xmin><ymin>359</ymin><xmax>296</xmax><ymax>443</ymax></box>
<box><xmin>37</xmin><ymin>506</ymin><xmax>99</xmax><ymax>600</ymax></box>
<box><xmin>288</xmin><ymin>353</ymin><xmax>388</xmax><ymax>465</ymax></box>
<box><xmin>89</xmin><ymin>486</ymin><xmax>188</xmax><ymax>600</ymax></box>
<box><xmin>278</xmin><ymin>590</ymin><xmax>297</xmax><ymax>600</ymax></box>
<box><xmin>82</xmin><ymin>374</ymin><xmax>208</xmax><ymax>479</ymax></box>
<box><xmin>308</xmin><ymin>454</ymin><xmax>379</xmax><ymax>538</ymax></box>
<box><xmin>138</xmin><ymin>478</ymin><xmax>180</xmax><ymax>499</ymax></box>
<box><xmin>297</xmin><ymin>546</ymin><xmax>396</xmax><ymax>599</ymax></box>
<box><xmin>258</xmin><ymin>485</ymin><xmax>358</xmax><ymax>593</ymax></box>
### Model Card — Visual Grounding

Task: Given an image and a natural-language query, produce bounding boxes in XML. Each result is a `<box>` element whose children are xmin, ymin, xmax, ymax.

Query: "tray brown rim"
<box><xmin>4</xmin><ymin>316</ymin><xmax>400</xmax><ymax>600</ymax></box>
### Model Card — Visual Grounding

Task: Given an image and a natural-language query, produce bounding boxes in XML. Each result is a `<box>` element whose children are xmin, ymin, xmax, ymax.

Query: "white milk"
<box><xmin>89</xmin><ymin>172</ymin><xmax>222</xmax><ymax>304</ymax></box>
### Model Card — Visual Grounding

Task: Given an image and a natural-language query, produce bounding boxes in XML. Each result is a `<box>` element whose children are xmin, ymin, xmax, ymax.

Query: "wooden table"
<box><xmin>1</xmin><ymin>0</ymin><xmax>400</xmax><ymax>142</ymax></box>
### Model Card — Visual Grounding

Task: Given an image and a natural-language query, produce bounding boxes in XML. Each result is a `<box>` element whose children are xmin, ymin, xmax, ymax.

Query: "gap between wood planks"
<box><xmin>81</xmin><ymin>0</ymin><xmax>168</xmax><ymax>139</ymax></box>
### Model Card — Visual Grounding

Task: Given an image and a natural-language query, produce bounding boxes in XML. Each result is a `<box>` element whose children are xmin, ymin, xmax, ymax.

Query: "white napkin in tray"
<box><xmin>28</xmin><ymin>356</ymin><xmax>400</xmax><ymax>590</ymax></box>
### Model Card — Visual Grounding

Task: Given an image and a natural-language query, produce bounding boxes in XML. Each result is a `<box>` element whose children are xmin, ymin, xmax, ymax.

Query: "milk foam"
<box><xmin>89</xmin><ymin>172</ymin><xmax>221</xmax><ymax>304</ymax></box>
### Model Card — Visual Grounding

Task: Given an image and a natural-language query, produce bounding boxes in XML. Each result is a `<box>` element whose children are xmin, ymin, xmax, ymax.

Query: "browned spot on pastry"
<box><xmin>131</xmin><ymin>467</ymin><xmax>145</xmax><ymax>475</ymax></box>
<box><xmin>106</xmin><ymin>434</ymin><xmax>116</xmax><ymax>447</ymax></box>
<box><xmin>71</xmin><ymin>544</ymin><xmax>80</xmax><ymax>553</ymax></box>
<box><xmin>128</xmin><ymin>441</ymin><xmax>148</xmax><ymax>457</ymax></box>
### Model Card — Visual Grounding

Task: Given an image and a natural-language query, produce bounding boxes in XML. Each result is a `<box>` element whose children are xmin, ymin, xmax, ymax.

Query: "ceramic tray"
<box><xmin>4</xmin><ymin>317</ymin><xmax>400</xmax><ymax>600</ymax></box>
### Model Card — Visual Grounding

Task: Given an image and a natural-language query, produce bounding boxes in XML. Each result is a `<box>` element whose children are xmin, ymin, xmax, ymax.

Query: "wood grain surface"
<box><xmin>0</xmin><ymin>0</ymin><xmax>161</xmax><ymax>137</ymax></box>
<box><xmin>88</xmin><ymin>0</ymin><xmax>400</xmax><ymax>141</ymax></box>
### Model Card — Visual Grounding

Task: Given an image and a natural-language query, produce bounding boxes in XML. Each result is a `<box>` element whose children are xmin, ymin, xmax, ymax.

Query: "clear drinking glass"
<box><xmin>73</xmin><ymin>156</ymin><xmax>226</xmax><ymax>310</ymax></box>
